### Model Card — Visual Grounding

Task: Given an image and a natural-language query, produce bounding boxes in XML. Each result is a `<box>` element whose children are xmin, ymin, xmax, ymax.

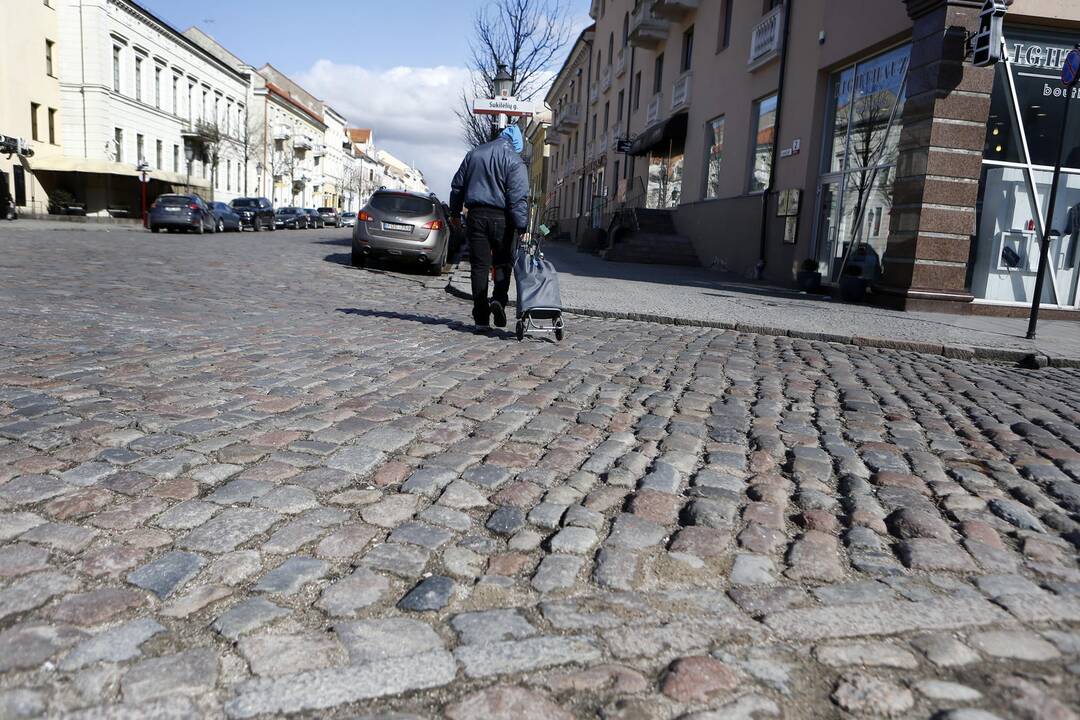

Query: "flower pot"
<box><xmin>839</xmin><ymin>275</ymin><xmax>867</xmax><ymax>302</ymax></box>
<box><xmin>796</xmin><ymin>270</ymin><xmax>822</xmax><ymax>293</ymax></box>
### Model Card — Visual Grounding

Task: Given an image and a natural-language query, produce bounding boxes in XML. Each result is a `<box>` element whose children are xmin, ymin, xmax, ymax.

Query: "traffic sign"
<box><xmin>472</xmin><ymin>97</ymin><xmax>534</xmax><ymax>117</ymax></box>
<box><xmin>1062</xmin><ymin>48</ymin><xmax>1080</xmax><ymax>87</ymax></box>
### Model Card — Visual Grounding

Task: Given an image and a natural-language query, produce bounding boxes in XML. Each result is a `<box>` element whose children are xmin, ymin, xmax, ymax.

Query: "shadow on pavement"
<box><xmin>314</xmin><ymin>238</ymin><xmax>351</xmax><ymax>247</ymax></box>
<box><xmin>336</xmin><ymin>308</ymin><xmax>515</xmax><ymax>339</ymax></box>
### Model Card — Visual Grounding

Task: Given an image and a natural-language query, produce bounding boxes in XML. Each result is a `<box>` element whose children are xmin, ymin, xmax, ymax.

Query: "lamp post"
<box><xmin>137</xmin><ymin>160</ymin><xmax>150</xmax><ymax>228</ymax></box>
<box><xmin>184</xmin><ymin>144</ymin><xmax>195</xmax><ymax>195</ymax></box>
<box><xmin>256</xmin><ymin>162</ymin><xmax>263</xmax><ymax>198</ymax></box>
<box><xmin>493</xmin><ymin>63</ymin><xmax>513</xmax><ymax>132</ymax></box>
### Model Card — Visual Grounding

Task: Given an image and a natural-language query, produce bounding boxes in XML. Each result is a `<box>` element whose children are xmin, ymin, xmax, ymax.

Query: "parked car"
<box><xmin>304</xmin><ymin>208</ymin><xmax>325</xmax><ymax>229</ymax></box>
<box><xmin>230</xmin><ymin>197</ymin><xmax>275</xmax><ymax>231</ymax></box>
<box><xmin>274</xmin><ymin>207</ymin><xmax>307</xmax><ymax>230</ymax></box>
<box><xmin>148</xmin><ymin>194</ymin><xmax>214</xmax><ymax>234</ymax></box>
<box><xmin>340</xmin><ymin>211</ymin><xmax>357</xmax><ymax>228</ymax></box>
<box><xmin>317</xmin><ymin>207</ymin><xmax>342</xmax><ymax>227</ymax></box>
<box><xmin>210</xmin><ymin>202</ymin><xmax>242</xmax><ymax>232</ymax></box>
<box><xmin>351</xmin><ymin>190</ymin><xmax>450</xmax><ymax>275</ymax></box>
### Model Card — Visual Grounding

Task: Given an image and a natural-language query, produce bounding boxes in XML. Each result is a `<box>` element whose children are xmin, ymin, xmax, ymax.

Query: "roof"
<box><xmin>544</xmin><ymin>23</ymin><xmax>596</xmax><ymax>105</ymax></box>
<box><xmin>264</xmin><ymin>82</ymin><xmax>326</xmax><ymax>127</ymax></box>
<box><xmin>119</xmin><ymin>1</ymin><xmax>247</xmax><ymax>82</ymax></box>
<box><xmin>348</xmin><ymin>128</ymin><xmax>372</xmax><ymax>143</ymax></box>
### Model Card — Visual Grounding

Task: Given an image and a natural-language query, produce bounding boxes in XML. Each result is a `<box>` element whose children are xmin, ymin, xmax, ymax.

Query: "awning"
<box><xmin>628</xmin><ymin>112</ymin><xmax>688</xmax><ymax>157</ymax></box>
<box><xmin>26</xmin><ymin>156</ymin><xmax>209</xmax><ymax>188</ymax></box>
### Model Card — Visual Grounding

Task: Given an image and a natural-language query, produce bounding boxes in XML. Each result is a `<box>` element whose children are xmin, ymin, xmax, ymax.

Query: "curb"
<box><xmin>444</xmin><ymin>275</ymin><xmax>1078</xmax><ymax>369</ymax></box>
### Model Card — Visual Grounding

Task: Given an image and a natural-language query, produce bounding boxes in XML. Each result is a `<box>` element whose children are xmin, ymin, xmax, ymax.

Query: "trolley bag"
<box><xmin>513</xmin><ymin>238</ymin><xmax>565</xmax><ymax>341</ymax></box>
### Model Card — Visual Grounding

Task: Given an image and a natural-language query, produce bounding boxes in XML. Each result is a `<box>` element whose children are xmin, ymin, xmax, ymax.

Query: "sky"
<box><xmin>140</xmin><ymin>0</ymin><xmax>591</xmax><ymax>198</ymax></box>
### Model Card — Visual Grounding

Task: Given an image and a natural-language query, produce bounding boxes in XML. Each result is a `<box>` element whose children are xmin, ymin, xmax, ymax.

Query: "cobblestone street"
<box><xmin>0</xmin><ymin>224</ymin><xmax>1078</xmax><ymax>719</ymax></box>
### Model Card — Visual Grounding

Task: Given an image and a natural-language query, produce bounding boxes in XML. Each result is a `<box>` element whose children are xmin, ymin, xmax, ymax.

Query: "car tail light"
<box><xmin>358</xmin><ymin>211</ymin><xmax>373</xmax><ymax>222</ymax></box>
<box><xmin>189</xmin><ymin>203</ymin><xmax>199</xmax><ymax>210</ymax></box>
<box><xmin>422</xmin><ymin>220</ymin><xmax>444</xmax><ymax>230</ymax></box>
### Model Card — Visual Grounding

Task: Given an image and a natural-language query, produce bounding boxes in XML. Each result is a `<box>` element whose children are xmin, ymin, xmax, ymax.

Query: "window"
<box><xmin>622</xmin><ymin>12</ymin><xmax>629</xmax><ymax>46</ymax></box>
<box><xmin>764</xmin><ymin>0</ymin><xmax>782</xmax><ymax>11</ymax></box>
<box><xmin>134</xmin><ymin>56</ymin><xmax>142</xmax><ymax>101</ymax></box>
<box><xmin>227</xmin><ymin>160</ymin><xmax>232</xmax><ymax>190</ymax></box>
<box><xmin>718</xmin><ymin>0</ymin><xmax>733</xmax><ymax>51</ymax></box>
<box><xmin>704</xmin><ymin>116</ymin><xmax>725</xmax><ymax>199</ymax></box>
<box><xmin>202</xmin><ymin>88</ymin><xmax>208</xmax><ymax>121</ymax></box>
<box><xmin>591</xmin><ymin>114</ymin><xmax>597</xmax><ymax>140</ymax></box>
<box><xmin>653</xmin><ymin>54</ymin><xmax>664</xmax><ymax>94</ymax></box>
<box><xmin>30</xmin><ymin>103</ymin><xmax>40</xmax><ymax>141</ymax></box>
<box><xmin>137</xmin><ymin>133</ymin><xmax>145</xmax><ymax>164</ymax></box>
<box><xmin>633</xmin><ymin>71</ymin><xmax>642</xmax><ymax>110</ymax></box>
<box><xmin>45</xmin><ymin>40</ymin><xmax>55</xmax><ymax>76</ymax></box>
<box><xmin>597</xmin><ymin>51</ymin><xmax>602</xmax><ymax>80</ymax></box>
<box><xmin>603</xmin><ymin>102</ymin><xmax>610</xmax><ymax>132</ymax></box>
<box><xmin>114</xmin><ymin>128</ymin><xmax>123</xmax><ymax>162</ymax></box>
<box><xmin>171</xmin><ymin>75</ymin><xmax>178</xmax><ymax>114</ymax></box>
<box><xmin>187</xmin><ymin>82</ymin><xmax>194</xmax><ymax>119</ymax></box>
<box><xmin>608</xmin><ymin>33</ymin><xmax>614</xmax><ymax>64</ymax></box>
<box><xmin>617</xmin><ymin>90</ymin><xmax>625</xmax><ymax>123</ymax></box>
<box><xmin>112</xmin><ymin>45</ymin><xmax>121</xmax><ymax>92</ymax></box>
<box><xmin>154</xmin><ymin>66</ymin><xmax>161</xmax><ymax>108</ymax></box>
<box><xmin>156</xmin><ymin>139</ymin><xmax>162</xmax><ymax>168</ymax></box>
<box><xmin>681</xmin><ymin>26</ymin><xmax>694</xmax><ymax>72</ymax></box>
<box><xmin>173</xmin><ymin>144</ymin><xmax>179</xmax><ymax>172</ymax></box>
<box><xmin>48</xmin><ymin>108</ymin><xmax>57</xmax><ymax>144</ymax></box>
<box><xmin>749</xmin><ymin>94</ymin><xmax>778</xmax><ymax>192</ymax></box>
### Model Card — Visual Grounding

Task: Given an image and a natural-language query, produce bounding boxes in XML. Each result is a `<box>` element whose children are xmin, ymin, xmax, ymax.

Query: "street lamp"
<box><xmin>493</xmin><ymin>63</ymin><xmax>513</xmax><ymax>131</ymax></box>
<box><xmin>184</xmin><ymin>144</ymin><xmax>195</xmax><ymax>194</ymax></box>
<box><xmin>256</xmin><ymin>162</ymin><xmax>263</xmax><ymax>197</ymax></box>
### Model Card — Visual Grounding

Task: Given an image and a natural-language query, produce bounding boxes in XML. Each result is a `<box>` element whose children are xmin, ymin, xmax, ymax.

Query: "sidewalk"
<box><xmin>447</xmin><ymin>242</ymin><xmax>1080</xmax><ymax>366</ymax></box>
<box><xmin>0</xmin><ymin>217</ymin><xmax>144</xmax><ymax>233</ymax></box>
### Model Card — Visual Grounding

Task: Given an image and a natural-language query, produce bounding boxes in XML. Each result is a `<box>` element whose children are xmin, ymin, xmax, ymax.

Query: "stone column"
<box><xmin>876</xmin><ymin>0</ymin><xmax>995</xmax><ymax>311</ymax></box>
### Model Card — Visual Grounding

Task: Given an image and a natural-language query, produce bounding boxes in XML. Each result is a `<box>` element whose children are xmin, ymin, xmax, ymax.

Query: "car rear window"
<box><xmin>317</xmin><ymin>207</ymin><xmax>334</xmax><ymax>213</ymax></box>
<box><xmin>232</xmin><ymin>198</ymin><xmax>257</xmax><ymax>208</ymax></box>
<box><xmin>277</xmin><ymin>208</ymin><xmax>296</xmax><ymax>214</ymax></box>
<box><xmin>157</xmin><ymin>195</ymin><xmax>192</xmax><ymax>206</ymax></box>
<box><xmin>369</xmin><ymin>194</ymin><xmax>434</xmax><ymax>217</ymax></box>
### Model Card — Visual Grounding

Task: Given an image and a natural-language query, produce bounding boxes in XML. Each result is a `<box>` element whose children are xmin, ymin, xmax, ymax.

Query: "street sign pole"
<box><xmin>141</xmin><ymin>171</ymin><xmax>149</xmax><ymax>229</ymax></box>
<box><xmin>1027</xmin><ymin>45</ymin><xmax>1080</xmax><ymax>339</ymax></box>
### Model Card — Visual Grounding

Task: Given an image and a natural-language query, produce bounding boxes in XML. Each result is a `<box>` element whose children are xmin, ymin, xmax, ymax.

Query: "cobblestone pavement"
<box><xmin>1</xmin><ymin>224</ymin><xmax>1079</xmax><ymax>719</ymax></box>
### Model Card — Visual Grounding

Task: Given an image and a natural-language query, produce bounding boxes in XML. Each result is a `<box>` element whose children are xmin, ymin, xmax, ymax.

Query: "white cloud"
<box><xmin>295</xmin><ymin>60</ymin><xmax>474</xmax><ymax>198</ymax></box>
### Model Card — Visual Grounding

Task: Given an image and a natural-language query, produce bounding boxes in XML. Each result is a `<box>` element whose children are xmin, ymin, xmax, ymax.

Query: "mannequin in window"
<box><xmin>1064</xmin><ymin>201</ymin><xmax>1080</xmax><ymax>269</ymax></box>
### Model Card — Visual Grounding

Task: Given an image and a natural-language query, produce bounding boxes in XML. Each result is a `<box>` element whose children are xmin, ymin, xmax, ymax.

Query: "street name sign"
<box><xmin>1063</xmin><ymin>48</ymin><xmax>1080</xmax><ymax>87</ymax></box>
<box><xmin>473</xmin><ymin>97</ymin><xmax>534</xmax><ymax>117</ymax></box>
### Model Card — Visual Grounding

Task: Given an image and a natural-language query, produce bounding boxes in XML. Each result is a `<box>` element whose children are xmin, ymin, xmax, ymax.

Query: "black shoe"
<box><xmin>490</xmin><ymin>301</ymin><xmax>507</xmax><ymax>328</ymax></box>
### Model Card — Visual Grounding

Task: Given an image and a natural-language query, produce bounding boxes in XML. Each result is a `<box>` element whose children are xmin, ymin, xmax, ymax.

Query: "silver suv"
<box><xmin>351</xmin><ymin>190</ymin><xmax>450</xmax><ymax>275</ymax></box>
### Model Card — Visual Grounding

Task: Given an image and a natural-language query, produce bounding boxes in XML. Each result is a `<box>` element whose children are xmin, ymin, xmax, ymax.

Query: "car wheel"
<box><xmin>351</xmin><ymin>247</ymin><xmax>366</xmax><ymax>267</ymax></box>
<box><xmin>254</xmin><ymin>218</ymin><xmax>262</xmax><ymax>232</ymax></box>
<box><xmin>196</xmin><ymin>221</ymin><xmax>204</xmax><ymax>235</ymax></box>
<box><xmin>217</xmin><ymin>218</ymin><xmax>225</xmax><ymax>233</ymax></box>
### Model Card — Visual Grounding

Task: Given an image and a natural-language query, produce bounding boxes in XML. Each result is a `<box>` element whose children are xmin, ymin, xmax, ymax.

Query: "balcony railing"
<box><xmin>646</xmin><ymin>93</ymin><xmax>663</xmax><ymax>126</ymax></box>
<box><xmin>615</xmin><ymin>49</ymin><xmax>628</xmax><ymax>78</ymax></box>
<box><xmin>629</xmin><ymin>1</ymin><xmax>669</xmax><ymax>49</ymax></box>
<box><xmin>272</xmin><ymin>125</ymin><xmax>290</xmax><ymax>142</ymax></box>
<box><xmin>749</xmin><ymin>5</ymin><xmax>784</xmax><ymax>70</ymax></box>
<box><xmin>555</xmin><ymin>103</ymin><xmax>581</xmax><ymax>134</ymax></box>
<box><xmin>650</xmin><ymin>0</ymin><xmax>699</xmax><ymax>21</ymax></box>
<box><xmin>293</xmin><ymin>134</ymin><xmax>314</xmax><ymax>151</ymax></box>
<box><xmin>600</xmin><ymin>65</ymin><xmax>613</xmax><ymax>93</ymax></box>
<box><xmin>672</xmin><ymin>72</ymin><xmax>691</xmax><ymax>110</ymax></box>
<box><xmin>610</xmin><ymin>133</ymin><xmax>622</xmax><ymax>151</ymax></box>
<box><xmin>312</xmin><ymin>144</ymin><xmax>327</xmax><ymax>157</ymax></box>
<box><xmin>589</xmin><ymin>82</ymin><xmax>599</xmax><ymax>105</ymax></box>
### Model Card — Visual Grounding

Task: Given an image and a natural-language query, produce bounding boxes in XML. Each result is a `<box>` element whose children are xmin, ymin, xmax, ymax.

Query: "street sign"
<box><xmin>472</xmin><ymin>97</ymin><xmax>534</xmax><ymax>117</ymax></box>
<box><xmin>616</xmin><ymin>139</ymin><xmax>633</xmax><ymax>154</ymax></box>
<box><xmin>1062</xmin><ymin>48</ymin><xmax>1080</xmax><ymax>87</ymax></box>
<box><xmin>972</xmin><ymin>0</ymin><xmax>1008</xmax><ymax>67</ymax></box>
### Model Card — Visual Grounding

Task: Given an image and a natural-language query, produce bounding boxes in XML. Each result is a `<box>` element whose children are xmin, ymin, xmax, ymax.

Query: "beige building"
<box><xmin>524</xmin><ymin>110</ymin><xmax>553</xmax><ymax>233</ymax></box>
<box><xmin>556</xmin><ymin>0</ymin><xmax>1080</xmax><ymax>315</ymax></box>
<box><xmin>1</xmin><ymin>0</ymin><xmax>64</xmax><ymax>215</ymax></box>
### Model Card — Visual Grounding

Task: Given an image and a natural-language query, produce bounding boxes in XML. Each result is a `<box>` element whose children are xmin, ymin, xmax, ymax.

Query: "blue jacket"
<box><xmin>449</xmin><ymin>135</ymin><xmax>530</xmax><ymax>231</ymax></box>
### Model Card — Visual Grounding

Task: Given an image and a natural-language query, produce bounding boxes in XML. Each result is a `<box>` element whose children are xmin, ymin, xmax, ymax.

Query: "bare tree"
<box><xmin>193</xmin><ymin>119</ymin><xmax>224</xmax><ymax>201</ymax></box>
<box><xmin>456</xmin><ymin>0</ymin><xmax>573</xmax><ymax>148</ymax></box>
<box><xmin>239</xmin><ymin>109</ymin><xmax>265</xmax><ymax>197</ymax></box>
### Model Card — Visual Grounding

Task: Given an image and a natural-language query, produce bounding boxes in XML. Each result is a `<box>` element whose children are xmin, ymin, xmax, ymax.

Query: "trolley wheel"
<box><xmin>555</xmin><ymin>327</ymin><xmax>564</xmax><ymax>342</ymax></box>
<box><xmin>515</xmin><ymin>321</ymin><xmax>524</xmax><ymax>341</ymax></box>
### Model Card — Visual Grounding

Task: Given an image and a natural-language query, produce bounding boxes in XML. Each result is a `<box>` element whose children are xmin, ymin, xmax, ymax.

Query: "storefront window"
<box><xmin>814</xmin><ymin>44</ymin><xmax>909</xmax><ymax>281</ymax></box>
<box><xmin>704</xmin><ymin>116</ymin><xmax>725</xmax><ymax>199</ymax></box>
<box><xmin>973</xmin><ymin>26</ymin><xmax>1080</xmax><ymax>308</ymax></box>
<box><xmin>749</xmin><ymin>94</ymin><xmax>777</xmax><ymax>193</ymax></box>
<box><xmin>647</xmin><ymin>151</ymin><xmax>684</xmax><ymax>209</ymax></box>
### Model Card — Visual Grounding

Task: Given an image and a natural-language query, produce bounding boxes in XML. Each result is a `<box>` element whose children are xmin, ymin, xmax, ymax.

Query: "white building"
<box><xmin>319</xmin><ymin>106</ymin><xmax>351</xmax><ymax>210</ymax></box>
<box><xmin>41</xmin><ymin>0</ymin><xmax>250</xmax><ymax>217</ymax></box>
<box><xmin>344</xmin><ymin>128</ymin><xmax>382</xmax><ymax>212</ymax></box>
<box><xmin>256</xmin><ymin>65</ymin><xmax>327</xmax><ymax>209</ymax></box>
<box><xmin>377</xmin><ymin>149</ymin><xmax>428</xmax><ymax>194</ymax></box>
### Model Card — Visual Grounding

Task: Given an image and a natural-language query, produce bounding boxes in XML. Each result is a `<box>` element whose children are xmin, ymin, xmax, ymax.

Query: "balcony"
<box><xmin>555</xmin><ymin>103</ymin><xmax>581</xmax><ymax>134</ymax></box>
<box><xmin>671</xmin><ymin>71</ymin><xmax>691</xmax><ymax>111</ymax></box>
<box><xmin>610</xmin><ymin>133</ymin><xmax>622</xmax><ymax>152</ymax></box>
<box><xmin>628</xmin><ymin>1</ymin><xmax>669</xmax><ymax>49</ymax></box>
<box><xmin>647</xmin><ymin>93</ymin><xmax>663</xmax><ymax>126</ymax></box>
<box><xmin>589</xmin><ymin>82</ymin><xmax>599</xmax><ymax>105</ymax></box>
<box><xmin>601</xmin><ymin>65</ymin><xmax>613</xmax><ymax>93</ymax></box>
<box><xmin>650</xmin><ymin>0</ymin><xmax>698</xmax><ymax>21</ymax></box>
<box><xmin>272</xmin><ymin>125</ymin><xmax>290</xmax><ymax>142</ymax></box>
<box><xmin>615</xmin><ymin>49</ymin><xmax>628</xmax><ymax>78</ymax></box>
<box><xmin>312</xmin><ymin>144</ymin><xmax>327</xmax><ymax>157</ymax></box>
<box><xmin>293</xmin><ymin>134</ymin><xmax>314</xmax><ymax>151</ymax></box>
<box><xmin>749</xmin><ymin>5</ymin><xmax>784</xmax><ymax>71</ymax></box>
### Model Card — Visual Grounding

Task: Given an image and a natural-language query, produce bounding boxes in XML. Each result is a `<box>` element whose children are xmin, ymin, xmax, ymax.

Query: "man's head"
<box><xmin>500</xmin><ymin>125</ymin><xmax>524</xmax><ymax>154</ymax></box>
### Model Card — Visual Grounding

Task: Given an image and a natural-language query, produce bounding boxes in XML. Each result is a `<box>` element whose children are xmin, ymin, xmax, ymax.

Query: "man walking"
<box><xmin>449</xmin><ymin>125</ymin><xmax>529</xmax><ymax>331</ymax></box>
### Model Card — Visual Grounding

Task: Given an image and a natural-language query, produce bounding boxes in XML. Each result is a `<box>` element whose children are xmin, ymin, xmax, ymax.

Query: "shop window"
<box><xmin>748</xmin><ymin>94</ymin><xmax>777</xmax><ymax>193</ymax></box>
<box><xmin>704</xmin><ymin>116</ymin><xmax>725</xmax><ymax>199</ymax></box>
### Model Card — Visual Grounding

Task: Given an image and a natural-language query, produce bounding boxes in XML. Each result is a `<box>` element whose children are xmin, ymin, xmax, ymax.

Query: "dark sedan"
<box><xmin>210</xmin><ymin>202</ymin><xmax>242</xmax><ymax>232</ymax></box>
<box><xmin>148</xmin><ymin>194</ymin><xmax>214</xmax><ymax>234</ymax></box>
<box><xmin>274</xmin><ymin>207</ymin><xmax>307</xmax><ymax>230</ymax></box>
<box><xmin>230</xmin><ymin>197</ymin><xmax>275</xmax><ymax>231</ymax></box>
<box><xmin>304</xmin><ymin>209</ymin><xmax>325</xmax><ymax>229</ymax></box>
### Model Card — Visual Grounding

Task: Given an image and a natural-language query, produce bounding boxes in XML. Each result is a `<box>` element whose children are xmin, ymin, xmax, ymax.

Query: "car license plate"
<box><xmin>165</xmin><ymin>207</ymin><xmax>180</xmax><ymax>212</ymax></box>
<box><xmin>383</xmin><ymin>222</ymin><xmax>411</xmax><ymax>232</ymax></box>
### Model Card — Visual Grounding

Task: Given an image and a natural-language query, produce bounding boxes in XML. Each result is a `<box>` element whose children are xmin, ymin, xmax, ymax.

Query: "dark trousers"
<box><xmin>466</xmin><ymin>207</ymin><xmax>515</xmax><ymax>324</ymax></box>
